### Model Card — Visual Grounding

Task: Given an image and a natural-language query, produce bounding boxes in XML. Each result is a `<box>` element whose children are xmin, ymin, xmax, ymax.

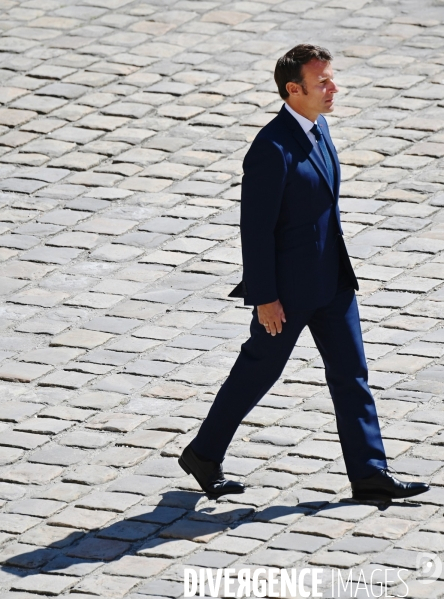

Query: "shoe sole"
<box><xmin>352</xmin><ymin>493</ymin><xmax>392</xmax><ymax>503</ymax></box>
<box><xmin>178</xmin><ymin>455</ymin><xmax>245</xmax><ymax>497</ymax></box>
<box><xmin>353</xmin><ymin>488</ymin><xmax>429</xmax><ymax>502</ymax></box>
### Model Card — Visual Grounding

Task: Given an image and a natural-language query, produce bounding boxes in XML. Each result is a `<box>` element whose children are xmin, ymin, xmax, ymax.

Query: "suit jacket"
<box><xmin>230</xmin><ymin>104</ymin><xmax>358</xmax><ymax>310</ymax></box>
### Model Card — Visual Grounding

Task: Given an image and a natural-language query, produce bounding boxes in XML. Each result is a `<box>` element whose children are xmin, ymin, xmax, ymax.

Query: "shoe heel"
<box><xmin>179</xmin><ymin>457</ymin><xmax>191</xmax><ymax>475</ymax></box>
<box><xmin>353</xmin><ymin>493</ymin><xmax>390</xmax><ymax>503</ymax></box>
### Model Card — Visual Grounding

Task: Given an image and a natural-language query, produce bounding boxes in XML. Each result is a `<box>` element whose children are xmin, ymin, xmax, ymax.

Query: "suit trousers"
<box><xmin>191</xmin><ymin>282</ymin><xmax>388</xmax><ymax>482</ymax></box>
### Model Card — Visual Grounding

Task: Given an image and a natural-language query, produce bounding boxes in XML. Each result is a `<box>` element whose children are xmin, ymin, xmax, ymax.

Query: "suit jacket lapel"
<box><xmin>279</xmin><ymin>106</ymin><xmax>337</xmax><ymax>202</ymax></box>
<box><xmin>318</xmin><ymin>117</ymin><xmax>340</xmax><ymax>202</ymax></box>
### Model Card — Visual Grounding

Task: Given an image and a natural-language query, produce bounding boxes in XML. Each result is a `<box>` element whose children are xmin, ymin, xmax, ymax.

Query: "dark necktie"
<box><xmin>311</xmin><ymin>123</ymin><xmax>335</xmax><ymax>189</ymax></box>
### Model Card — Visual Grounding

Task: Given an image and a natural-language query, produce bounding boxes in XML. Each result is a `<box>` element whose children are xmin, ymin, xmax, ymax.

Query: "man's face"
<box><xmin>286</xmin><ymin>59</ymin><xmax>338</xmax><ymax>120</ymax></box>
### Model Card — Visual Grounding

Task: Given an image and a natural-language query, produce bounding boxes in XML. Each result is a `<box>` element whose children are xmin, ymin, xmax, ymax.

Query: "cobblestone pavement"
<box><xmin>2</xmin><ymin>0</ymin><xmax>444</xmax><ymax>596</ymax></box>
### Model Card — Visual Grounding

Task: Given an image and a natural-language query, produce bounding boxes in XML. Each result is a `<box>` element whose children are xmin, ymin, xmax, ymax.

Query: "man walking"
<box><xmin>179</xmin><ymin>44</ymin><xmax>429</xmax><ymax>503</ymax></box>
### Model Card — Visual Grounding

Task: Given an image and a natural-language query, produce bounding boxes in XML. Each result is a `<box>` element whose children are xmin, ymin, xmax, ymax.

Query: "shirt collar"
<box><xmin>284</xmin><ymin>103</ymin><xmax>317</xmax><ymax>135</ymax></box>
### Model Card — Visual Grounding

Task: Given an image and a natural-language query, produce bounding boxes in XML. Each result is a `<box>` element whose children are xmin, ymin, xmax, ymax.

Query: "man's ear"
<box><xmin>286</xmin><ymin>81</ymin><xmax>300</xmax><ymax>97</ymax></box>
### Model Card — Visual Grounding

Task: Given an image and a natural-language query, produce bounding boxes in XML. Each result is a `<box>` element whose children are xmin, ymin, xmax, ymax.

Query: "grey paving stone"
<box><xmin>79</xmin><ymin>349</ymin><xmax>135</xmax><ymax>367</ymax></box>
<box><xmin>0</xmin><ymin>447</ymin><xmax>24</xmax><ymax>465</ymax></box>
<box><xmin>113</xmin><ymin>231</ymin><xmax>170</xmax><ymax>250</ymax></box>
<box><xmin>136</xmin><ymin>457</ymin><xmax>184</xmax><ymax>478</ymax></box>
<box><xmin>73</xmin><ymin>574</ymin><xmax>140</xmax><ymax>597</ymax></box>
<box><xmin>382</xmin><ymin>421</ymin><xmax>442</xmax><ymax>441</ymax></box>
<box><xmin>0</xmin><ymin>463</ymin><xmax>63</xmax><ymax>485</ymax></box>
<box><xmin>34</xmin><ymin>483</ymin><xmax>90</xmax><ymax>503</ymax></box>
<box><xmin>253</xmin><ymin>549</ymin><xmax>309</xmax><ymax>570</ymax></box>
<box><xmin>159</xmin><ymin>519</ymin><xmax>226</xmax><ymax>543</ymax></box>
<box><xmin>289</xmin><ymin>440</ymin><xmax>343</xmax><ymax>460</ymax></box>
<box><xmin>91</xmin><ymin>447</ymin><xmax>150</xmax><ymax>468</ymax></box>
<box><xmin>207</xmin><ymin>534</ymin><xmax>263</xmax><ymax>556</ymax></box>
<box><xmin>48</xmin><ymin>506</ymin><xmax>115</xmax><ymax>531</ymax></box>
<box><xmin>42</xmin><ymin>555</ymin><xmax>102</xmax><ymax>577</ymax></box>
<box><xmin>11</xmin><ymin>573</ymin><xmax>78</xmax><ymax>595</ymax></box>
<box><xmin>185</xmin><ymin>550</ymin><xmax>236</xmax><ymax>569</ymax></box>
<box><xmin>29</xmin><ymin>446</ymin><xmax>86</xmax><ymax>466</ymax></box>
<box><xmin>60</xmin><ymin>431</ymin><xmax>114</xmax><ymax>449</ymax></box>
<box><xmin>0</xmin><ymin>362</ymin><xmax>53</xmax><ymax>383</ymax></box>
<box><xmin>362</xmin><ymin>292</ymin><xmax>417</xmax><ymax>308</ymax></box>
<box><xmin>50</xmin><ymin>329</ymin><xmax>114</xmax><ymax>349</ymax></box>
<box><xmin>136</xmin><ymin>579</ymin><xmax>183</xmax><ymax>597</ymax></box>
<box><xmin>20</xmin><ymin>246</ymin><xmax>83</xmax><ymax>264</ymax></box>
<box><xmin>0</xmin><ymin>178</ymin><xmax>46</xmax><ymax>194</ymax></box>
<box><xmin>20</xmin><ymin>524</ymin><xmax>84</xmax><ymax>548</ymax></box>
<box><xmin>6</xmin><ymin>499</ymin><xmax>63</xmax><ymax>518</ymax></box>
<box><xmin>396</xmin><ymin>530</ymin><xmax>444</xmax><ymax>552</ymax></box>
<box><xmin>91</xmin><ymin>373</ymin><xmax>150</xmax><ymax>394</ymax></box>
<box><xmin>0</xmin><ymin>401</ymin><xmax>42</xmax><ymax>422</ymax></box>
<box><xmin>411</xmin><ymin>486</ymin><xmax>444</xmax><ymax>506</ymax></box>
<box><xmin>269</xmin><ymin>456</ymin><xmax>325</xmax><ymax>476</ymax></box>
<box><xmin>227</xmin><ymin>522</ymin><xmax>284</xmax><ymax>541</ymax></box>
<box><xmin>20</xmin><ymin>347</ymin><xmax>84</xmax><ymax>366</ymax></box>
<box><xmin>48</xmin><ymin>231</ymin><xmax>100</xmax><ymax>249</ymax></box>
<box><xmin>269</xmin><ymin>532</ymin><xmax>330</xmax><ymax>553</ymax></box>
<box><xmin>168</xmin><ymin>334</ymin><xmax>223</xmax><ymax>350</ymax></box>
<box><xmin>0</xmin><ymin>278</ymin><xmax>28</xmax><ymax>296</ymax></box>
<box><xmin>103</xmin><ymin>555</ymin><xmax>170</xmax><ymax>578</ymax></box>
<box><xmin>108</xmin><ymin>299</ymin><xmax>166</xmax><ymax>320</ymax></box>
<box><xmin>76</xmin><ymin>491</ymin><xmax>140</xmax><ymax>513</ymax></box>
<box><xmin>117</xmin><ymin>430</ymin><xmax>176</xmax><ymax>449</ymax></box>
<box><xmin>63</xmin><ymin>465</ymin><xmax>118</xmax><ymax>486</ymax></box>
<box><xmin>107</xmin><ymin>474</ymin><xmax>168</xmax><ymax>496</ymax></box>
<box><xmin>317</xmin><ymin>503</ymin><xmax>378</xmax><ymax>521</ymax></box>
<box><xmin>133</xmin><ymin>289</ymin><xmax>192</xmax><ymax>304</ymax></box>
<box><xmin>0</xmin><ymin>542</ymin><xmax>59</xmax><ymax>570</ymax></box>
<box><xmin>0</xmin><ymin>476</ymin><xmax>28</xmax><ymax>499</ymax></box>
<box><xmin>329</xmin><ymin>536</ymin><xmax>391</xmax><ymax>554</ymax></box>
<box><xmin>138</xmin><ymin>537</ymin><xmax>199</xmax><ymax>558</ymax></box>
<box><xmin>9</xmin><ymin>287</ymin><xmax>70</xmax><ymax>307</ymax></box>
<box><xmin>372</xmin><ymin>547</ymin><xmax>424</xmax><ymax>570</ymax></box>
<box><xmin>68</xmin><ymin>391</ymin><xmax>125</xmax><ymax>410</ymax></box>
<box><xmin>144</xmin><ymin>383</ymin><xmax>196</xmax><ymax>403</ymax></box>
<box><xmin>309</xmin><ymin>550</ymin><xmax>367</xmax><ymax>568</ymax></box>
<box><xmin>147</xmin><ymin>347</ymin><xmax>202</xmax><ymax>364</ymax></box>
<box><xmin>0</xmin><ymin>431</ymin><xmax>50</xmax><ymax>450</ymax></box>
<box><xmin>169</xmin><ymin>364</ymin><xmax>226</xmax><ymax>385</ymax></box>
<box><xmin>124</xmin><ymin>359</ymin><xmax>176</xmax><ymax>377</ymax></box>
<box><xmin>290</xmin><ymin>516</ymin><xmax>353</xmax><ymax>540</ymax></box>
<box><xmin>363</xmin><ymin>327</ymin><xmax>418</xmax><ymax>345</ymax></box>
<box><xmin>15</xmin><ymin>318</ymin><xmax>71</xmax><ymax>335</ymax></box>
<box><xmin>39</xmin><ymin>405</ymin><xmax>95</xmax><ymax>422</ymax></box>
<box><xmin>223</xmin><ymin>456</ymin><xmax>264</xmax><ymax>476</ymax></box>
<box><xmin>354</xmin><ymin>516</ymin><xmax>416</xmax><ymax>540</ymax></box>
<box><xmin>39</xmin><ymin>370</ymin><xmax>96</xmax><ymax>389</ymax></box>
<box><xmin>0</xmin><ymin>260</ymin><xmax>55</xmax><ymax>280</ymax></box>
<box><xmin>250</xmin><ymin>426</ymin><xmax>309</xmax><ymax>446</ymax></box>
<box><xmin>247</xmin><ymin>470</ymin><xmax>297</xmax><ymax>490</ymax></box>
<box><xmin>66</xmin><ymin>537</ymin><xmax>130</xmax><ymax>562</ymax></box>
<box><xmin>0</xmin><ymin>513</ymin><xmax>41</xmax><ymax>534</ymax></box>
<box><xmin>371</xmin><ymin>354</ymin><xmax>433</xmax><ymax>374</ymax></box>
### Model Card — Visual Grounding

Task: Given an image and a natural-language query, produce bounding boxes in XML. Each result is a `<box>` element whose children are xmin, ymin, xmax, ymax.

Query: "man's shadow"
<box><xmin>0</xmin><ymin>490</ymin><xmax>418</xmax><ymax>580</ymax></box>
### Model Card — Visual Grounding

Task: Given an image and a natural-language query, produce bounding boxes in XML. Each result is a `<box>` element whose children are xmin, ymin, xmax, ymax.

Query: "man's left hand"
<box><xmin>257</xmin><ymin>300</ymin><xmax>286</xmax><ymax>336</ymax></box>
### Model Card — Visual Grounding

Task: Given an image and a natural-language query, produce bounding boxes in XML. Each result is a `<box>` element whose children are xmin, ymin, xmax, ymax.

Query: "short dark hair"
<box><xmin>274</xmin><ymin>44</ymin><xmax>333</xmax><ymax>99</ymax></box>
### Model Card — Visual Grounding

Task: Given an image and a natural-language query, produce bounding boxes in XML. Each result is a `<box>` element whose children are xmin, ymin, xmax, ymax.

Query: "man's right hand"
<box><xmin>257</xmin><ymin>300</ymin><xmax>286</xmax><ymax>336</ymax></box>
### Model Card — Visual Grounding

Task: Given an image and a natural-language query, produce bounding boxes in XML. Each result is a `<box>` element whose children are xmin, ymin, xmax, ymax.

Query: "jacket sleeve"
<box><xmin>240</xmin><ymin>137</ymin><xmax>287</xmax><ymax>306</ymax></box>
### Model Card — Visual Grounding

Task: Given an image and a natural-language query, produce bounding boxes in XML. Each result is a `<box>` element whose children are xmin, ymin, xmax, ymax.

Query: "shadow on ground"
<box><xmin>0</xmin><ymin>489</ymin><xmax>417</xmax><ymax>580</ymax></box>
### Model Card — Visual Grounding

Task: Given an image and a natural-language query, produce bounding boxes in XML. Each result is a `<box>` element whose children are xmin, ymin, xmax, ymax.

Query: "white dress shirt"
<box><xmin>284</xmin><ymin>103</ymin><xmax>322</xmax><ymax>159</ymax></box>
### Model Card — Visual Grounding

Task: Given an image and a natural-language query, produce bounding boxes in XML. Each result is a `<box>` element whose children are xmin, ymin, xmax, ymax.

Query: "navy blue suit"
<box><xmin>191</xmin><ymin>105</ymin><xmax>387</xmax><ymax>482</ymax></box>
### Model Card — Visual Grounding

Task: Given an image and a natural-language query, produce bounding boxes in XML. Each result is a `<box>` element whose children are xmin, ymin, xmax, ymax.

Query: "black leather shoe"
<box><xmin>179</xmin><ymin>444</ymin><xmax>245</xmax><ymax>498</ymax></box>
<box><xmin>351</xmin><ymin>467</ymin><xmax>430</xmax><ymax>502</ymax></box>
